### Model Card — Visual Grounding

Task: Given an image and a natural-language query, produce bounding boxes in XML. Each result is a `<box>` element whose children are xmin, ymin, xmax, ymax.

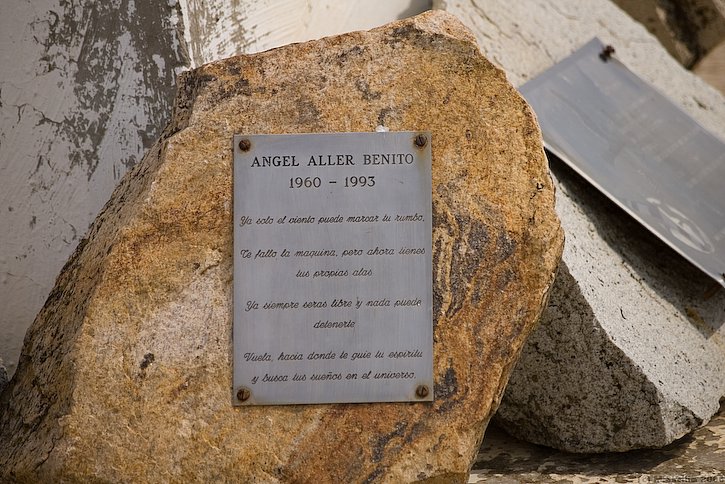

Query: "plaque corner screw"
<box><xmin>414</xmin><ymin>134</ymin><xmax>428</xmax><ymax>148</ymax></box>
<box><xmin>599</xmin><ymin>44</ymin><xmax>615</xmax><ymax>62</ymax></box>
<box><xmin>415</xmin><ymin>384</ymin><xmax>430</xmax><ymax>399</ymax></box>
<box><xmin>236</xmin><ymin>387</ymin><xmax>251</xmax><ymax>402</ymax></box>
<box><xmin>238</xmin><ymin>138</ymin><xmax>251</xmax><ymax>152</ymax></box>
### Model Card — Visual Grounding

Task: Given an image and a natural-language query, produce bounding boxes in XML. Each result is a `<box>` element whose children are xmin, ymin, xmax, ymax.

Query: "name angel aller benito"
<box><xmin>249</xmin><ymin>152</ymin><xmax>415</xmax><ymax>167</ymax></box>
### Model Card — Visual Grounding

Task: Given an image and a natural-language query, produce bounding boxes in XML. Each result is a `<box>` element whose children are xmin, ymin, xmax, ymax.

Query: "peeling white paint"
<box><xmin>180</xmin><ymin>0</ymin><xmax>432</xmax><ymax>66</ymax></box>
<box><xmin>0</xmin><ymin>0</ymin><xmax>187</xmax><ymax>377</ymax></box>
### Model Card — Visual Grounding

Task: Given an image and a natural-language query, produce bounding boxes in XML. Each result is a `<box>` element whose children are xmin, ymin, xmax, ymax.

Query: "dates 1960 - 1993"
<box><xmin>289</xmin><ymin>176</ymin><xmax>375</xmax><ymax>189</ymax></box>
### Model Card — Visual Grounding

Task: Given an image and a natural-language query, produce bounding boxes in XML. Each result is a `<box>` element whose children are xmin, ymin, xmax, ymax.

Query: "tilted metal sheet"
<box><xmin>520</xmin><ymin>38</ymin><xmax>725</xmax><ymax>288</ymax></box>
<box><xmin>232</xmin><ymin>132</ymin><xmax>433</xmax><ymax>405</ymax></box>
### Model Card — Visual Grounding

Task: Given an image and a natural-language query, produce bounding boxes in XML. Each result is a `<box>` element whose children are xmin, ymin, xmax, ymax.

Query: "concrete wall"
<box><xmin>0</xmin><ymin>0</ymin><xmax>431</xmax><ymax>377</ymax></box>
<box><xmin>0</xmin><ymin>0</ymin><xmax>188</xmax><ymax>377</ymax></box>
<box><xmin>180</xmin><ymin>0</ymin><xmax>432</xmax><ymax>66</ymax></box>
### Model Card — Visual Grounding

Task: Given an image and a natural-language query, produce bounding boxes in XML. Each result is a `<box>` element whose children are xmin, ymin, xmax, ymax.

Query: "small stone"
<box><xmin>0</xmin><ymin>11</ymin><xmax>562</xmax><ymax>482</ymax></box>
<box><xmin>437</xmin><ymin>0</ymin><xmax>725</xmax><ymax>452</ymax></box>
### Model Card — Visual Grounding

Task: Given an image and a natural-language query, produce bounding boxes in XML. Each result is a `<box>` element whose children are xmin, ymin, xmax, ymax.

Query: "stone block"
<box><xmin>0</xmin><ymin>11</ymin><xmax>563</xmax><ymax>481</ymax></box>
<box><xmin>498</xmin><ymin>159</ymin><xmax>725</xmax><ymax>452</ymax></box>
<box><xmin>179</xmin><ymin>0</ymin><xmax>433</xmax><ymax>65</ymax></box>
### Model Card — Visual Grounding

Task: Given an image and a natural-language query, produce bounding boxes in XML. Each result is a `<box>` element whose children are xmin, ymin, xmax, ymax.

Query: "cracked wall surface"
<box><xmin>0</xmin><ymin>0</ymin><xmax>188</xmax><ymax>377</ymax></box>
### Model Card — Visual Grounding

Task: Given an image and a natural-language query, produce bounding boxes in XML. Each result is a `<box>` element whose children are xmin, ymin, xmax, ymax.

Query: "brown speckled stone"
<box><xmin>0</xmin><ymin>11</ymin><xmax>562</xmax><ymax>483</ymax></box>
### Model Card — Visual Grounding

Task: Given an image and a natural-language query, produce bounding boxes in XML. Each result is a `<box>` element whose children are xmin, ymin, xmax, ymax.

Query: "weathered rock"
<box><xmin>0</xmin><ymin>0</ymin><xmax>429</xmax><ymax>382</ymax></box>
<box><xmin>436</xmin><ymin>0</ymin><xmax>725</xmax><ymax>452</ymax></box>
<box><xmin>0</xmin><ymin>0</ymin><xmax>188</xmax><ymax>379</ymax></box>
<box><xmin>0</xmin><ymin>11</ymin><xmax>563</xmax><ymax>482</ymax></box>
<box><xmin>497</xmin><ymin>160</ymin><xmax>725</xmax><ymax>452</ymax></box>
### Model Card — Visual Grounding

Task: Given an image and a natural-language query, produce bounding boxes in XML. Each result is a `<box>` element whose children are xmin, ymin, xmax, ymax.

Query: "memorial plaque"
<box><xmin>520</xmin><ymin>38</ymin><xmax>725</xmax><ymax>287</ymax></box>
<box><xmin>232</xmin><ymin>132</ymin><xmax>433</xmax><ymax>405</ymax></box>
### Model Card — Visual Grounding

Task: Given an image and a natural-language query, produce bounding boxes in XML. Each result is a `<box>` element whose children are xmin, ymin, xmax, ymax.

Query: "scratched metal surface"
<box><xmin>232</xmin><ymin>132</ymin><xmax>432</xmax><ymax>405</ymax></box>
<box><xmin>520</xmin><ymin>38</ymin><xmax>725</xmax><ymax>287</ymax></box>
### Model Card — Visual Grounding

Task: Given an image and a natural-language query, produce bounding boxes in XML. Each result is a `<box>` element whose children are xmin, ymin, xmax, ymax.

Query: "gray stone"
<box><xmin>434</xmin><ymin>0</ymin><xmax>725</xmax><ymax>135</ymax></box>
<box><xmin>436</xmin><ymin>0</ymin><xmax>725</xmax><ymax>452</ymax></box>
<box><xmin>178</xmin><ymin>0</ymin><xmax>433</xmax><ymax>65</ymax></box>
<box><xmin>497</xmin><ymin>160</ymin><xmax>725</xmax><ymax>452</ymax></box>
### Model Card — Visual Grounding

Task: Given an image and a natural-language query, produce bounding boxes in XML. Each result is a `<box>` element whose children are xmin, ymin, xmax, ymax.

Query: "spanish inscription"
<box><xmin>233</xmin><ymin>132</ymin><xmax>433</xmax><ymax>405</ymax></box>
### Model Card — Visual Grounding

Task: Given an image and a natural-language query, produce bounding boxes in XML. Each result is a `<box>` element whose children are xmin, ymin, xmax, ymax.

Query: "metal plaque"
<box><xmin>232</xmin><ymin>132</ymin><xmax>433</xmax><ymax>405</ymax></box>
<box><xmin>520</xmin><ymin>38</ymin><xmax>725</xmax><ymax>288</ymax></box>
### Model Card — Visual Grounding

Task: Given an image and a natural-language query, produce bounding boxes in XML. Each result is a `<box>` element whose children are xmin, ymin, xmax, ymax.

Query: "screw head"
<box><xmin>238</xmin><ymin>139</ymin><xmax>251</xmax><ymax>152</ymax></box>
<box><xmin>599</xmin><ymin>45</ymin><xmax>615</xmax><ymax>62</ymax></box>
<box><xmin>415</xmin><ymin>384</ymin><xmax>430</xmax><ymax>399</ymax></box>
<box><xmin>414</xmin><ymin>134</ymin><xmax>428</xmax><ymax>148</ymax></box>
<box><xmin>236</xmin><ymin>387</ymin><xmax>251</xmax><ymax>402</ymax></box>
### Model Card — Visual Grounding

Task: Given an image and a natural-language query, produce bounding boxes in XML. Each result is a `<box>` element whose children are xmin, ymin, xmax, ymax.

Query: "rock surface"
<box><xmin>498</xmin><ymin>159</ymin><xmax>725</xmax><ymax>453</ymax></box>
<box><xmin>436</xmin><ymin>0</ymin><xmax>725</xmax><ymax>452</ymax></box>
<box><xmin>0</xmin><ymin>0</ymin><xmax>188</xmax><ymax>378</ymax></box>
<box><xmin>0</xmin><ymin>11</ymin><xmax>563</xmax><ymax>482</ymax></box>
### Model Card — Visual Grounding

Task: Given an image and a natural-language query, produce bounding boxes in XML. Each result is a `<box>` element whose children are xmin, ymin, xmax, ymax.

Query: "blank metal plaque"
<box><xmin>520</xmin><ymin>38</ymin><xmax>725</xmax><ymax>287</ymax></box>
<box><xmin>233</xmin><ymin>132</ymin><xmax>433</xmax><ymax>405</ymax></box>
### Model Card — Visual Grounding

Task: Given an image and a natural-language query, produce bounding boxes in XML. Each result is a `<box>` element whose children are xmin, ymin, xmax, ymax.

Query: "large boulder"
<box><xmin>436</xmin><ymin>0</ymin><xmax>725</xmax><ymax>452</ymax></box>
<box><xmin>0</xmin><ymin>11</ymin><xmax>563</xmax><ymax>482</ymax></box>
